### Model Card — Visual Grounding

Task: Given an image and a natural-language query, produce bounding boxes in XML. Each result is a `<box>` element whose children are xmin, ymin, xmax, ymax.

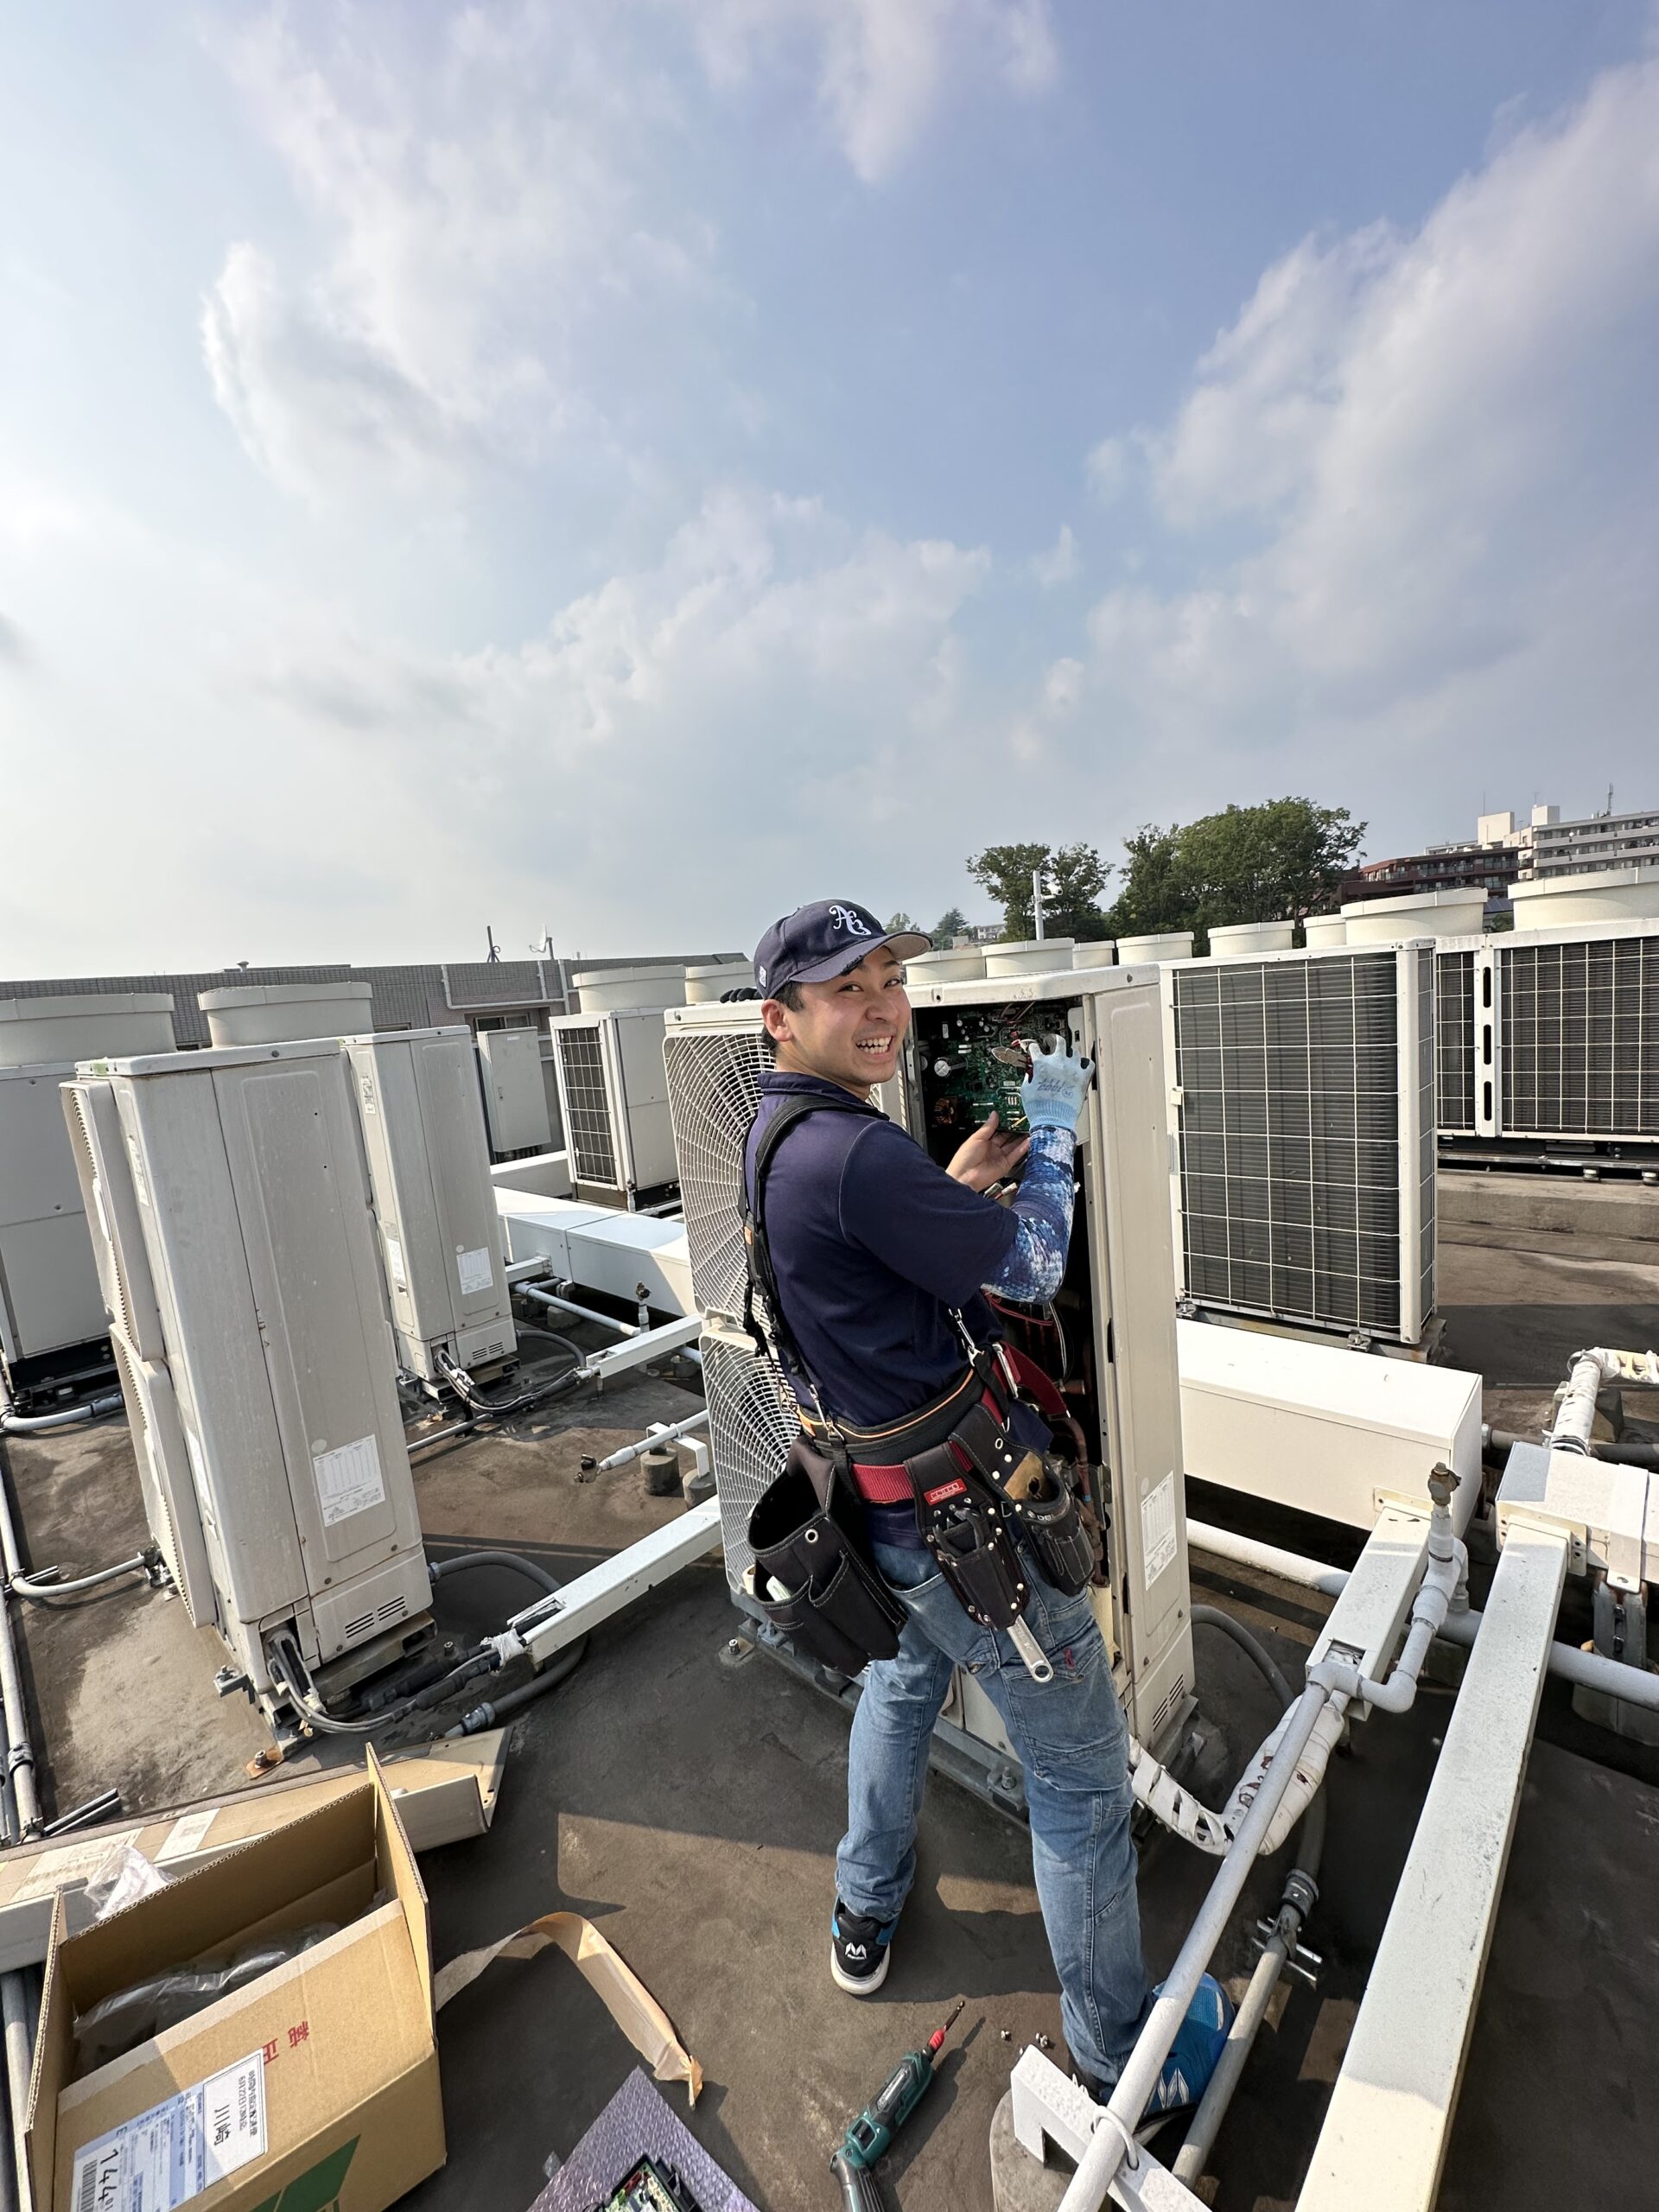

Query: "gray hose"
<box><xmin>10</xmin><ymin>1552</ymin><xmax>153</xmax><ymax>1601</ymax></box>
<box><xmin>0</xmin><ymin>1971</ymin><xmax>27</xmax><ymax>2212</ymax></box>
<box><xmin>443</xmin><ymin>1641</ymin><xmax>588</xmax><ymax>1737</ymax></box>
<box><xmin>1191</xmin><ymin>1604</ymin><xmax>1295</xmax><ymax>1706</ymax></box>
<box><xmin>428</xmin><ymin>1550</ymin><xmax>563</xmax><ymax>1598</ymax></box>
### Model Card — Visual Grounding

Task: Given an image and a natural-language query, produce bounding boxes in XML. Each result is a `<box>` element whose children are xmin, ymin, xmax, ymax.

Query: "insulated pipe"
<box><xmin>428</xmin><ymin>1549</ymin><xmax>562</xmax><ymax>1598</ymax></box>
<box><xmin>10</xmin><ymin>1553</ymin><xmax>152</xmax><ymax>1600</ymax></box>
<box><xmin>0</xmin><ymin>1468</ymin><xmax>41</xmax><ymax>1838</ymax></box>
<box><xmin>0</xmin><ymin>1970</ymin><xmax>29</xmax><ymax>2212</ymax></box>
<box><xmin>518</xmin><ymin>1284</ymin><xmax>642</xmax><ymax>1337</ymax></box>
<box><xmin>1190</xmin><ymin>1520</ymin><xmax>1659</xmax><ymax>1717</ymax></box>
<box><xmin>0</xmin><ymin>1389</ymin><xmax>122</xmax><ymax>1433</ymax></box>
<box><xmin>589</xmin><ymin>1409</ymin><xmax>709</xmax><ymax>1471</ymax></box>
<box><xmin>1548</xmin><ymin>1345</ymin><xmax>1659</xmax><ymax>1455</ymax></box>
<box><xmin>1058</xmin><ymin>1683</ymin><xmax>1334</xmax><ymax>2212</ymax></box>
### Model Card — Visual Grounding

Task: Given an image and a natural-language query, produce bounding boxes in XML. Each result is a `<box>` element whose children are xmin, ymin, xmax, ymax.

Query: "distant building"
<box><xmin>1343</xmin><ymin>796</ymin><xmax>1659</xmax><ymax>913</ymax></box>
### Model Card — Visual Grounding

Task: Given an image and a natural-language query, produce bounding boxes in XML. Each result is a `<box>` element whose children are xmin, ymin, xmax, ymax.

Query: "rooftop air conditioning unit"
<box><xmin>0</xmin><ymin>994</ymin><xmax>175</xmax><ymax>1408</ymax></box>
<box><xmin>1162</xmin><ymin>943</ymin><xmax>1437</xmax><ymax>1349</ymax></box>
<box><xmin>343</xmin><ymin>1027</ymin><xmax>517</xmax><ymax>1388</ymax></box>
<box><xmin>476</xmin><ymin>1027</ymin><xmax>553</xmax><ymax>1158</ymax></box>
<box><xmin>64</xmin><ymin>1039</ymin><xmax>431</xmax><ymax>1724</ymax></box>
<box><xmin>664</xmin><ymin>963</ymin><xmax>1195</xmax><ymax>1756</ymax></box>
<box><xmin>550</xmin><ymin>1009</ymin><xmax>680</xmax><ymax>1207</ymax></box>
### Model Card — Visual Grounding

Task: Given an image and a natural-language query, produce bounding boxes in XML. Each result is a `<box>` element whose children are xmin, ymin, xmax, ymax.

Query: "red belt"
<box><xmin>849</xmin><ymin>1386</ymin><xmax>1004</xmax><ymax>1504</ymax></box>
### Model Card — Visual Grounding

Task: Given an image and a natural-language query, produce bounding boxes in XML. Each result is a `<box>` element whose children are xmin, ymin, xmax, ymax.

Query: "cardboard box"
<box><xmin>28</xmin><ymin>1751</ymin><xmax>443</xmax><ymax>2212</ymax></box>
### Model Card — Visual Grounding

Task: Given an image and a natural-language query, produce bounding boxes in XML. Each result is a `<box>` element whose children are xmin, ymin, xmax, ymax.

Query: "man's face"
<box><xmin>764</xmin><ymin>947</ymin><xmax>911</xmax><ymax>1094</ymax></box>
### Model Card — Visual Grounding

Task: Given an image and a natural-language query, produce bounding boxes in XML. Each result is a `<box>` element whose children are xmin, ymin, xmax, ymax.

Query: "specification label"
<box><xmin>71</xmin><ymin>2050</ymin><xmax>266</xmax><ymax>2212</ymax></box>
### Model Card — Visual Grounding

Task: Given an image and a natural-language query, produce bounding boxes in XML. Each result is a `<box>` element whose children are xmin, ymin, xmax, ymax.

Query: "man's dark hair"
<box><xmin>763</xmin><ymin>978</ymin><xmax>805</xmax><ymax>1060</ymax></box>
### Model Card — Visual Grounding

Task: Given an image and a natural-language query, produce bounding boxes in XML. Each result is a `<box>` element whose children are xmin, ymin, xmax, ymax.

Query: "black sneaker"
<box><xmin>830</xmin><ymin>1900</ymin><xmax>894</xmax><ymax>1995</ymax></box>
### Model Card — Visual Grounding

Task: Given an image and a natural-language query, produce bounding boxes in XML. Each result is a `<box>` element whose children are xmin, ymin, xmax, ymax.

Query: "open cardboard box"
<box><xmin>28</xmin><ymin>1749</ymin><xmax>444</xmax><ymax>2212</ymax></box>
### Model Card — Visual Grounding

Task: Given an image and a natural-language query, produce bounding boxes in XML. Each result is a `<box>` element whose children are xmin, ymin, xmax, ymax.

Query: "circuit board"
<box><xmin>593</xmin><ymin>2159</ymin><xmax>704</xmax><ymax>2212</ymax></box>
<box><xmin>912</xmin><ymin>1001</ymin><xmax>1076</xmax><ymax>1169</ymax></box>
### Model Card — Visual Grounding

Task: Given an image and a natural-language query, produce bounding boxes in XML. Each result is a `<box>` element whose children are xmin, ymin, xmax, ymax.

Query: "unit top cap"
<box><xmin>0</xmin><ymin>992</ymin><xmax>175</xmax><ymax>1022</ymax></box>
<box><xmin>197</xmin><ymin>980</ymin><xmax>374</xmax><ymax>1009</ymax></box>
<box><xmin>81</xmin><ymin>1036</ymin><xmax>353</xmax><ymax>1077</ymax></box>
<box><xmin>753</xmin><ymin>901</ymin><xmax>930</xmax><ymax>995</ymax></box>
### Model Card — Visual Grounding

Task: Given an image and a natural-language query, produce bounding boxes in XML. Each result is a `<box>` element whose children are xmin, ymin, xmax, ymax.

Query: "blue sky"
<box><xmin>3</xmin><ymin>2</ymin><xmax>1656</xmax><ymax>969</ymax></box>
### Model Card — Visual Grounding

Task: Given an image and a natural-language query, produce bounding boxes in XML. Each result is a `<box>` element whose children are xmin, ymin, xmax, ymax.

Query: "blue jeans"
<box><xmin>836</xmin><ymin>1541</ymin><xmax>1151</xmax><ymax>2083</ymax></box>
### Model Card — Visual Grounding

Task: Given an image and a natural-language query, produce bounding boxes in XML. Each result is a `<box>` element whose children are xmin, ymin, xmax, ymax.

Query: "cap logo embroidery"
<box><xmin>828</xmin><ymin>904</ymin><xmax>872</xmax><ymax>937</ymax></box>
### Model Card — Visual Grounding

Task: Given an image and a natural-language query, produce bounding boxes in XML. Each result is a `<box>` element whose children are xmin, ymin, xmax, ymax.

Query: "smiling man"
<box><xmin>743</xmin><ymin>898</ymin><xmax>1230</xmax><ymax>2119</ymax></box>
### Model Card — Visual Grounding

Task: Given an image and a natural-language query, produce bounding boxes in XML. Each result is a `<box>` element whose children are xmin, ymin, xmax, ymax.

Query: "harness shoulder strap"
<box><xmin>741</xmin><ymin>1090</ymin><xmax>882</xmax><ymax>1408</ymax></box>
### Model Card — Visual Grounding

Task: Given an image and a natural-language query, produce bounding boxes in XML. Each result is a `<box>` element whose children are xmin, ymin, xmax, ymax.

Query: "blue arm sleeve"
<box><xmin>987</xmin><ymin>1126</ymin><xmax>1077</xmax><ymax>1302</ymax></box>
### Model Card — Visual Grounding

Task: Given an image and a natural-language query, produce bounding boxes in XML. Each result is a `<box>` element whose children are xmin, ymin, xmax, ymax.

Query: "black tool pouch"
<box><xmin>747</xmin><ymin>1437</ymin><xmax>906</xmax><ymax>1673</ymax></box>
<box><xmin>906</xmin><ymin>1442</ymin><xmax>1029</xmax><ymax>1632</ymax></box>
<box><xmin>1017</xmin><ymin>1469</ymin><xmax>1096</xmax><ymax>1597</ymax></box>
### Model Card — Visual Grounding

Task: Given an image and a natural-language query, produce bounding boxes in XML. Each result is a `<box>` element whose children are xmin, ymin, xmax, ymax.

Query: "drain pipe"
<box><xmin>0</xmin><ymin>1473</ymin><xmax>40</xmax><ymax>1838</ymax></box>
<box><xmin>0</xmin><ymin>1384</ymin><xmax>122</xmax><ymax>1434</ymax></box>
<box><xmin>1548</xmin><ymin>1345</ymin><xmax>1659</xmax><ymax>1454</ymax></box>
<box><xmin>0</xmin><ymin>1972</ymin><xmax>29</xmax><ymax>2210</ymax></box>
<box><xmin>1058</xmin><ymin>1681</ymin><xmax>1334</xmax><ymax>2212</ymax></box>
<box><xmin>518</xmin><ymin>1284</ymin><xmax>641</xmax><ymax>1337</ymax></box>
<box><xmin>587</xmin><ymin>1409</ymin><xmax>709</xmax><ymax>1473</ymax></box>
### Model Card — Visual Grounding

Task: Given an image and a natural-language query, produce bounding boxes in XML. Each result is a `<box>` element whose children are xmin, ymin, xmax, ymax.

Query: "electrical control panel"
<box><xmin>911</xmin><ymin>1001</ymin><xmax>1084</xmax><ymax>1169</ymax></box>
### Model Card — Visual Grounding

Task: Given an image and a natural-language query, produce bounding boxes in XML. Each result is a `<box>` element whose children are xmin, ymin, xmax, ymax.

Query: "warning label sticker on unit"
<box><xmin>1141</xmin><ymin>1474</ymin><xmax>1178</xmax><ymax>1587</ymax></box>
<box><xmin>312</xmin><ymin>1434</ymin><xmax>386</xmax><ymax>1527</ymax></box>
<box><xmin>384</xmin><ymin>1234</ymin><xmax>407</xmax><ymax>1287</ymax></box>
<box><xmin>70</xmin><ymin>2049</ymin><xmax>266</xmax><ymax>2212</ymax></box>
<box><xmin>455</xmin><ymin>1244</ymin><xmax>493</xmax><ymax>1296</ymax></box>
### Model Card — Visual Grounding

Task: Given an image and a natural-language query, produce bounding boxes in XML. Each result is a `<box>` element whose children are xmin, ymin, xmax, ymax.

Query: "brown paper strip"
<box><xmin>435</xmin><ymin>1910</ymin><xmax>703</xmax><ymax>2105</ymax></box>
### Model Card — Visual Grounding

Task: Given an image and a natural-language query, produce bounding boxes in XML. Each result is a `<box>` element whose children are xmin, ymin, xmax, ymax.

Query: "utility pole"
<box><xmin>486</xmin><ymin>925</ymin><xmax>499</xmax><ymax>963</ymax></box>
<box><xmin>1032</xmin><ymin>866</ymin><xmax>1058</xmax><ymax>941</ymax></box>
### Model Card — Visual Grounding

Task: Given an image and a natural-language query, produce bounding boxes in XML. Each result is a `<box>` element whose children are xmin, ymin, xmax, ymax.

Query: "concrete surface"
<box><xmin>3</xmin><ymin>1243</ymin><xmax>1658</xmax><ymax>2211</ymax></box>
<box><xmin>1439</xmin><ymin>1167</ymin><xmax>1659</xmax><ymax>1266</ymax></box>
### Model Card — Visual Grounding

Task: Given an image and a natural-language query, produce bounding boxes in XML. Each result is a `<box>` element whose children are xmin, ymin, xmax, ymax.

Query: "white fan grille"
<box><xmin>1499</xmin><ymin>935</ymin><xmax>1659</xmax><ymax>1138</ymax></box>
<box><xmin>555</xmin><ymin>1025</ymin><xmax>619</xmax><ymax>1185</ymax></box>
<box><xmin>701</xmin><ymin>1329</ymin><xmax>799</xmax><ymax>1590</ymax></box>
<box><xmin>1434</xmin><ymin>948</ymin><xmax>1477</xmax><ymax>1135</ymax></box>
<box><xmin>663</xmin><ymin>1023</ymin><xmax>771</xmax><ymax>1322</ymax></box>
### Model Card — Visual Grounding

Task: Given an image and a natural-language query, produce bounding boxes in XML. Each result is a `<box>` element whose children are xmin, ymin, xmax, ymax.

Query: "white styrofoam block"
<box><xmin>1179</xmin><ymin>1319</ymin><xmax>1483</xmax><ymax>1534</ymax></box>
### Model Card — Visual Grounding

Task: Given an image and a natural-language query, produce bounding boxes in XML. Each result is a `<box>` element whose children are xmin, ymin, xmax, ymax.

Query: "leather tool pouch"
<box><xmin>747</xmin><ymin>1435</ymin><xmax>906</xmax><ymax>1673</ymax></box>
<box><xmin>1016</xmin><ymin>1468</ymin><xmax>1096</xmax><ymax>1597</ymax></box>
<box><xmin>905</xmin><ymin>1441</ymin><xmax>1029</xmax><ymax>1632</ymax></box>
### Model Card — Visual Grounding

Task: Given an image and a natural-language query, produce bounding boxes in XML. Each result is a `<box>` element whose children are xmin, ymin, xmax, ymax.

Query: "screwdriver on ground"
<box><xmin>830</xmin><ymin>2000</ymin><xmax>965</xmax><ymax>2212</ymax></box>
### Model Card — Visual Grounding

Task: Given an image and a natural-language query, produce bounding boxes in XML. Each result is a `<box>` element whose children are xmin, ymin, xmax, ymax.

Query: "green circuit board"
<box><xmin>913</xmin><ymin>1002</ymin><xmax>1073</xmax><ymax>1168</ymax></box>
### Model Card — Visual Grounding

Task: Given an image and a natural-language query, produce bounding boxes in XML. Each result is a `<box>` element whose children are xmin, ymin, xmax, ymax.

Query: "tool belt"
<box><xmin>739</xmin><ymin>1087</ymin><xmax>1095</xmax><ymax>1675</ymax></box>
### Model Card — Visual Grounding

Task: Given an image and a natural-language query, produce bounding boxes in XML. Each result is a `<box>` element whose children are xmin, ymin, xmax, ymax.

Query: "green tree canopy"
<box><xmin>931</xmin><ymin>906</ymin><xmax>969</xmax><ymax>947</ymax></box>
<box><xmin>885</xmin><ymin>910</ymin><xmax>918</xmax><ymax>932</ymax></box>
<box><xmin>1103</xmin><ymin>799</ymin><xmax>1364</xmax><ymax>948</ymax></box>
<box><xmin>966</xmin><ymin>842</ymin><xmax>1113</xmax><ymax>941</ymax></box>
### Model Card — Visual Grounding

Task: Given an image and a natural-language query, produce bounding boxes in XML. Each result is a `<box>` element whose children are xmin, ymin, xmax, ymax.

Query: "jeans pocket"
<box><xmin>1000</xmin><ymin>1621</ymin><xmax>1125</xmax><ymax>1783</ymax></box>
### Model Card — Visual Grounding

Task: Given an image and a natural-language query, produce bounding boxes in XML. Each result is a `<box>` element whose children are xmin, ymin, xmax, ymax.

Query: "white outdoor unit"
<box><xmin>66</xmin><ymin>1040</ymin><xmax>431</xmax><ymax>1708</ymax></box>
<box><xmin>550</xmin><ymin>1008</ymin><xmax>680</xmax><ymax>1205</ymax></box>
<box><xmin>0</xmin><ymin>993</ymin><xmax>175</xmax><ymax>1405</ymax></box>
<box><xmin>1436</xmin><ymin>920</ymin><xmax>1659</xmax><ymax>1152</ymax></box>
<box><xmin>1162</xmin><ymin>943</ymin><xmax>1437</xmax><ymax>1348</ymax></box>
<box><xmin>477</xmin><ymin>1027</ymin><xmax>553</xmax><ymax>1157</ymax></box>
<box><xmin>343</xmin><ymin>1027</ymin><xmax>516</xmax><ymax>1386</ymax></box>
<box><xmin>663</xmin><ymin>966</ymin><xmax>1195</xmax><ymax>1754</ymax></box>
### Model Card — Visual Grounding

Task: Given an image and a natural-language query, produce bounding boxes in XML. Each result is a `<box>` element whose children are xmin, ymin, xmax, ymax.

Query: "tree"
<box><xmin>1103</xmin><ymin>799</ymin><xmax>1365</xmax><ymax>947</ymax></box>
<box><xmin>885</xmin><ymin>910</ymin><xmax>918</xmax><ymax>933</ymax></box>
<box><xmin>967</xmin><ymin>842</ymin><xmax>1113</xmax><ymax>941</ymax></box>
<box><xmin>931</xmin><ymin>906</ymin><xmax>968</xmax><ymax>947</ymax></box>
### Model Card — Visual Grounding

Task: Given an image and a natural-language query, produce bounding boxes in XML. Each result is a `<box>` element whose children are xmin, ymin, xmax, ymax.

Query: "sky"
<box><xmin>2</xmin><ymin>2</ymin><xmax>1656</xmax><ymax>972</ymax></box>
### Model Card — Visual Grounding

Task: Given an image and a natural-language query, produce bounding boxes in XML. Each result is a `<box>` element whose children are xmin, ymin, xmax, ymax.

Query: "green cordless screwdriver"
<box><xmin>830</xmin><ymin>2001</ymin><xmax>964</xmax><ymax>2212</ymax></box>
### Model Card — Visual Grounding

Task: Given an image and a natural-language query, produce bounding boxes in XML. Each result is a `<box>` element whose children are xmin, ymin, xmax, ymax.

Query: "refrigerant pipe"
<box><xmin>1058</xmin><ymin>1682</ymin><xmax>1334</xmax><ymax>2212</ymax></box>
<box><xmin>0</xmin><ymin>1973</ymin><xmax>29</xmax><ymax>2211</ymax></box>
<box><xmin>588</xmin><ymin>1409</ymin><xmax>709</xmax><ymax>1472</ymax></box>
<box><xmin>0</xmin><ymin>1383</ymin><xmax>122</xmax><ymax>1434</ymax></box>
<box><xmin>1188</xmin><ymin>1519</ymin><xmax>1659</xmax><ymax>1715</ymax></box>
<box><xmin>518</xmin><ymin>1283</ymin><xmax>642</xmax><ymax>1337</ymax></box>
<box><xmin>0</xmin><ymin>1462</ymin><xmax>41</xmax><ymax>1838</ymax></box>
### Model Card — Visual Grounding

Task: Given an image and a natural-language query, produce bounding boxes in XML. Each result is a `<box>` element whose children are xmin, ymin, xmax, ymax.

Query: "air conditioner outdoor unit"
<box><xmin>343</xmin><ymin>1027</ymin><xmax>517</xmax><ymax>1387</ymax></box>
<box><xmin>63</xmin><ymin>1040</ymin><xmax>431</xmax><ymax>1718</ymax></box>
<box><xmin>663</xmin><ymin>965</ymin><xmax>1194</xmax><ymax>1759</ymax></box>
<box><xmin>1436</xmin><ymin>920</ymin><xmax>1659</xmax><ymax>1153</ymax></box>
<box><xmin>550</xmin><ymin>1009</ymin><xmax>681</xmax><ymax>1207</ymax></box>
<box><xmin>1161</xmin><ymin>942</ymin><xmax>1437</xmax><ymax>1349</ymax></box>
<box><xmin>0</xmin><ymin>994</ymin><xmax>175</xmax><ymax>1408</ymax></box>
<box><xmin>476</xmin><ymin>1027</ymin><xmax>553</xmax><ymax>1158</ymax></box>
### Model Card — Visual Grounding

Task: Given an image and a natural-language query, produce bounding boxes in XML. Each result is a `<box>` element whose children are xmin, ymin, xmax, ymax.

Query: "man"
<box><xmin>744</xmin><ymin>899</ymin><xmax>1230</xmax><ymax>2115</ymax></box>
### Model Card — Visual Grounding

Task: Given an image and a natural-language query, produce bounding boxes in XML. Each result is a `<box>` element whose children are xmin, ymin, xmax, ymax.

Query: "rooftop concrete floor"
<box><xmin>5</xmin><ymin>1225</ymin><xmax>1658</xmax><ymax>2211</ymax></box>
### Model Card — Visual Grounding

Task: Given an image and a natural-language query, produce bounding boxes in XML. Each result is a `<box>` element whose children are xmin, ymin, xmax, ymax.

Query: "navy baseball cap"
<box><xmin>753</xmin><ymin>901</ymin><xmax>931</xmax><ymax>996</ymax></box>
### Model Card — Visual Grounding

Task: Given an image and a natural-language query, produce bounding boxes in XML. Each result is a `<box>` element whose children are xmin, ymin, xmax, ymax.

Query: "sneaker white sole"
<box><xmin>830</xmin><ymin>1942</ymin><xmax>890</xmax><ymax>1996</ymax></box>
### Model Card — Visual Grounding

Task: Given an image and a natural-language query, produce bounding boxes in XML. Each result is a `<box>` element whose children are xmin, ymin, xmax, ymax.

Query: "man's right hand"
<box><xmin>1020</xmin><ymin>1037</ymin><xmax>1094</xmax><ymax>1132</ymax></box>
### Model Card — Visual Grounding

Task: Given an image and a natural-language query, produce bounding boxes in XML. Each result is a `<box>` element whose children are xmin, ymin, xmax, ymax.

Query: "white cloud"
<box><xmin>1085</xmin><ymin>434</ymin><xmax>1128</xmax><ymax>504</ymax></box>
<box><xmin>1030</xmin><ymin>523</ymin><xmax>1077</xmax><ymax>586</ymax></box>
<box><xmin>684</xmin><ymin>0</ymin><xmax>1057</xmax><ymax>182</ymax></box>
<box><xmin>1076</xmin><ymin>55</ymin><xmax>1659</xmax><ymax>823</ymax></box>
<box><xmin>201</xmin><ymin>6</ymin><xmax>715</xmax><ymax>496</ymax></box>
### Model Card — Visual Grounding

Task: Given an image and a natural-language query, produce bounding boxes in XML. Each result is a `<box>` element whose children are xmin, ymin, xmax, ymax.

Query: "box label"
<box><xmin>156</xmin><ymin>1808</ymin><xmax>219</xmax><ymax>1864</ymax></box>
<box><xmin>71</xmin><ymin>2050</ymin><xmax>266</xmax><ymax>2212</ymax></box>
<box><xmin>1141</xmin><ymin>1473</ymin><xmax>1178</xmax><ymax>1586</ymax></box>
<box><xmin>312</xmin><ymin>1434</ymin><xmax>386</xmax><ymax>1527</ymax></box>
<box><xmin>455</xmin><ymin>1244</ymin><xmax>493</xmax><ymax>1297</ymax></box>
<box><xmin>384</xmin><ymin>1234</ymin><xmax>407</xmax><ymax>1287</ymax></box>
